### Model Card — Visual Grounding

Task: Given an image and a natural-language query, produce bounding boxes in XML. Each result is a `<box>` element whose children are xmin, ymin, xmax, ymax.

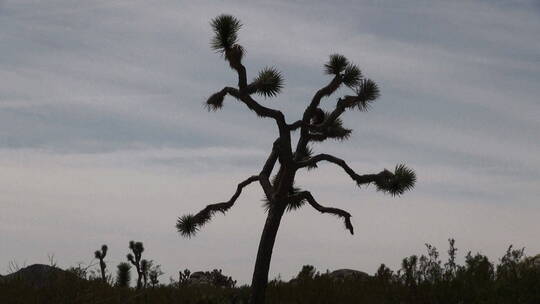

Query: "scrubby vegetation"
<box><xmin>1</xmin><ymin>240</ymin><xmax>539</xmax><ymax>303</ymax></box>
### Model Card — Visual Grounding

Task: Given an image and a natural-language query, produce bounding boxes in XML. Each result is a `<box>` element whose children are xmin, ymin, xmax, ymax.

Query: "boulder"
<box><xmin>329</xmin><ymin>269</ymin><xmax>370</xmax><ymax>281</ymax></box>
<box><xmin>0</xmin><ymin>264</ymin><xmax>75</xmax><ymax>288</ymax></box>
<box><xmin>188</xmin><ymin>271</ymin><xmax>214</xmax><ymax>285</ymax></box>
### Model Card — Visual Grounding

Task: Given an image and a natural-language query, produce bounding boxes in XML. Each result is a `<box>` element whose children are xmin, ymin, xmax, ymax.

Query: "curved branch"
<box><xmin>292</xmin><ymin>191</ymin><xmax>354</xmax><ymax>235</ymax></box>
<box><xmin>220</xmin><ymin>88</ymin><xmax>294</xmax><ymax>161</ymax></box>
<box><xmin>259</xmin><ymin>140</ymin><xmax>279</xmax><ymax>200</ymax></box>
<box><xmin>306</xmin><ymin>75</ymin><xmax>341</xmax><ymax>115</ymax></box>
<box><xmin>261</xmin><ymin>139</ymin><xmax>279</xmax><ymax>177</ymax></box>
<box><xmin>222</xmin><ymin>87</ymin><xmax>284</xmax><ymax>123</ymax></box>
<box><xmin>297</xmin><ymin>154</ymin><xmax>416</xmax><ymax>195</ymax></box>
<box><xmin>287</xmin><ymin>120</ymin><xmax>304</xmax><ymax>131</ymax></box>
<box><xmin>177</xmin><ymin>175</ymin><xmax>260</xmax><ymax>237</ymax></box>
<box><xmin>296</xmin><ymin>154</ymin><xmax>382</xmax><ymax>185</ymax></box>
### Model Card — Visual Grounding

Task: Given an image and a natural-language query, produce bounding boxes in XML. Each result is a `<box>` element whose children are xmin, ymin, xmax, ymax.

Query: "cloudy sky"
<box><xmin>1</xmin><ymin>0</ymin><xmax>539</xmax><ymax>283</ymax></box>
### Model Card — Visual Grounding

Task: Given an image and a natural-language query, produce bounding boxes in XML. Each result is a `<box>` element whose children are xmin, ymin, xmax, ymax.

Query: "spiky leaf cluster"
<box><xmin>322</xmin><ymin>114</ymin><xmax>352</xmax><ymax>141</ymax></box>
<box><xmin>177</xmin><ymin>203</ymin><xmax>233</xmax><ymax>237</ymax></box>
<box><xmin>354</xmin><ymin>79</ymin><xmax>380</xmax><ymax>110</ymax></box>
<box><xmin>262</xmin><ymin>176</ymin><xmax>305</xmax><ymax>212</ymax></box>
<box><xmin>342</xmin><ymin>64</ymin><xmax>362</xmax><ymax>88</ymax></box>
<box><xmin>94</xmin><ymin>244</ymin><xmax>108</xmax><ymax>259</ymax></box>
<box><xmin>129</xmin><ymin>241</ymin><xmax>144</xmax><ymax>255</ymax></box>
<box><xmin>205</xmin><ymin>91</ymin><xmax>226</xmax><ymax>111</ymax></box>
<box><xmin>310</xmin><ymin>112</ymin><xmax>352</xmax><ymax>142</ymax></box>
<box><xmin>293</xmin><ymin>144</ymin><xmax>314</xmax><ymax>167</ymax></box>
<box><xmin>253</xmin><ymin>67</ymin><xmax>283</xmax><ymax>98</ymax></box>
<box><xmin>375</xmin><ymin>164</ymin><xmax>416</xmax><ymax>196</ymax></box>
<box><xmin>176</xmin><ymin>214</ymin><xmax>199</xmax><ymax>238</ymax></box>
<box><xmin>326</xmin><ymin>117</ymin><xmax>352</xmax><ymax>141</ymax></box>
<box><xmin>286</xmin><ymin>189</ymin><xmax>306</xmax><ymax>212</ymax></box>
<box><xmin>210</xmin><ymin>15</ymin><xmax>242</xmax><ymax>53</ymax></box>
<box><xmin>324</xmin><ymin>54</ymin><xmax>349</xmax><ymax>75</ymax></box>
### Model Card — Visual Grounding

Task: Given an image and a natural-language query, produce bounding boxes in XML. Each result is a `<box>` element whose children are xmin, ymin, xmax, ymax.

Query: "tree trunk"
<box><xmin>136</xmin><ymin>269</ymin><xmax>142</xmax><ymax>289</ymax></box>
<box><xmin>100</xmin><ymin>260</ymin><xmax>106</xmax><ymax>283</ymax></box>
<box><xmin>249</xmin><ymin>205</ymin><xmax>285</xmax><ymax>304</ymax></box>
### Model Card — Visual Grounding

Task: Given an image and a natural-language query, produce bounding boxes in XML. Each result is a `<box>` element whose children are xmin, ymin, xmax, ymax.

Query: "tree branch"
<box><xmin>177</xmin><ymin>175</ymin><xmax>260</xmax><ymax>237</ymax></box>
<box><xmin>292</xmin><ymin>191</ymin><xmax>354</xmax><ymax>235</ymax></box>
<box><xmin>287</xmin><ymin>120</ymin><xmax>304</xmax><ymax>131</ymax></box>
<box><xmin>296</xmin><ymin>154</ymin><xmax>385</xmax><ymax>186</ymax></box>
<box><xmin>219</xmin><ymin>88</ymin><xmax>293</xmax><ymax>161</ymax></box>
<box><xmin>296</xmin><ymin>154</ymin><xmax>416</xmax><ymax>196</ymax></box>
<box><xmin>294</xmin><ymin>76</ymin><xmax>342</xmax><ymax>160</ymax></box>
<box><xmin>259</xmin><ymin>140</ymin><xmax>279</xmax><ymax>200</ymax></box>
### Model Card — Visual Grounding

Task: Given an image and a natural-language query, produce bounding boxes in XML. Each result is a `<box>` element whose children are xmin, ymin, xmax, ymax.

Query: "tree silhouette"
<box><xmin>177</xmin><ymin>14</ymin><xmax>416</xmax><ymax>304</ymax></box>
<box><xmin>94</xmin><ymin>244</ymin><xmax>108</xmax><ymax>283</ymax></box>
<box><xmin>126</xmin><ymin>241</ymin><xmax>148</xmax><ymax>289</ymax></box>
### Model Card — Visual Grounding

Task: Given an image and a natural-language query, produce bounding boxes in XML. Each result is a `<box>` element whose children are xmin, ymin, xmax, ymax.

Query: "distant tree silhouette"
<box><xmin>148</xmin><ymin>263</ymin><xmax>164</xmax><ymax>288</ymax></box>
<box><xmin>94</xmin><ymin>244</ymin><xmax>108</xmax><ymax>283</ymax></box>
<box><xmin>126</xmin><ymin>241</ymin><xmax>148</xmax><ymax>289</ymax></box>
<box><xmin>116</xmin><ymin>262</ymin><xmax>131</xmax><ymax>288</ymax></box>
<box><xmin>176</xmin><ymin>15</ymin><xmax>417</xmax><ymax>304</ymax></box>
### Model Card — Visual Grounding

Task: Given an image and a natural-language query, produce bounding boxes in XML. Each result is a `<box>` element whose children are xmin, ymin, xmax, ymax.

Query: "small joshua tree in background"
<box><xmin>94</xmin><ymin>244</ymin><xmax>108</xmax><ymax>283</ymax></box>
<box><xmin>116</xmin><ymin>262</ymin><xmax>131</xmax><ymax>288</ymax></box>
<box><xmin>148</xmin><ymin>263</ymin><xmax>164</xmax><ymax>288</ymax></box>
<box><xmin>177</xmin><ymin>15</ymin><xmax>416</xmax><ymax>304</ymax></box>
<box><xmin>178</xmin><ymin>269</ymin><xmax>191</xmax><ymax>286</ymax></box>
<box><xmin>141</xmin><ymin>259</ymin><xmax>151</xmax><ymax>288</ymax></box>
<box><xmin>127</xmin><ymin>240</ymin><xmax>149</xmax><ymax>289</ymax></box>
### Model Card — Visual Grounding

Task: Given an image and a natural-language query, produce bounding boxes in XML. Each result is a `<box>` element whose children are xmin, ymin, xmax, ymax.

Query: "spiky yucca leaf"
<box><xmin>262</xmin><ymin>197</ymin><xmax>273</xmax><ymax>212</ymax></box>
<box><xmin>210</xmin><ymin>15</ymin><xmax>242</xmax><ymax>53</ymax></box>
<box><xmin>205</xmin><ymin>91</ymin><xmax>226</xmax><ymax>111</ymax></box>
<box><xmin>95</xmin><ymin>250</ymin><xmax>102</xmax><ymax>259</ymax></box>
<box><xmin>127</xmin><ymin>253</ymin><xmax>134</xmax><ymax>263</ymax></box>
<box><xmin>176</xmin><ymin>214</ymin><xmax>199</xmax><ymax>238</ymax></box>
<box><xmin>355</xmin><ymin>79</ymin><xmax>380</xmax><ymax>111</ymax></box>
<box><xmin>375</xmin><ymin>164</ymin><xmax>416</xmax><ymax>196</ymax></box>
<box><xmin>342</xmin><ymin>64</ymin><xmax>362</xmax><ymax>88</ymax></box>
<box><xmin>324</xmin><ymin>54</ymin><xmax>349</xmax><ymax>74</ymax></box>
<box><xmin>132</xmin><ymin>242</ymin><xmax>144</xmax><ymax>254</ymax></box>
<box><xmin>325</xmin><ymin>115</ymin><xmax>352</xmax><ymax>141</ymax></box>
<box><xmin>253</xmin><ymin>67</ymin><xmax>284</xmax><ymax>98</ymax></box>
<box><xmin>286</xmin><ymin>186</ymin><xmax>306</xmax><ymax>212</ymax></box>
<box><xmin>294</xmin><ymin>144</ymin><xmax>314</xmax><ymax>162</ymax></box>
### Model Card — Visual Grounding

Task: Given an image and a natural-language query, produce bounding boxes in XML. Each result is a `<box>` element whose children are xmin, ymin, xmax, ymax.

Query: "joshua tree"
<box><xmin>126</xmin><ymin>240</ymin><xmax>148</xmax><ymax>289</ymax></box>
<box><xmin>177</xmin><ymin>15</ymin><xmax>417</xmax><ymax>304</ymax></box>
<box><xmin>116</xmin><ymin>262</ymin><xmax>131</xmax><ymax>288</ymax></box>
<box><xmin>94</xmin><ymin>244</ymin><xmax>108</xmax><ymax>283</ymax></box>
<box><xmin>148</xmin><ymin>263</ymin><xmax>164</xmax><ymax>288</ymax></box>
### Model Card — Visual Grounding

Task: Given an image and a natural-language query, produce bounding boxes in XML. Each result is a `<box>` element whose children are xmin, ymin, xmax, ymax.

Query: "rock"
<box><xmin>525</xmin><ymin>254</ymin><xmax>540</xmax><ymax>267</ymax></box>
<box><xmin>188</xmin><ymin>271</ymin><xmax>214</xmax><ymax>285</ymax></box>
<box><xmin>1</xmin><ymin>264</ymin><xmax>75</xmax><ymax>288</ymax></box>
<box><xmin>329</xmin><ymin>269</ymin><xmax>370</xmax><ymax>281</ymax></box>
